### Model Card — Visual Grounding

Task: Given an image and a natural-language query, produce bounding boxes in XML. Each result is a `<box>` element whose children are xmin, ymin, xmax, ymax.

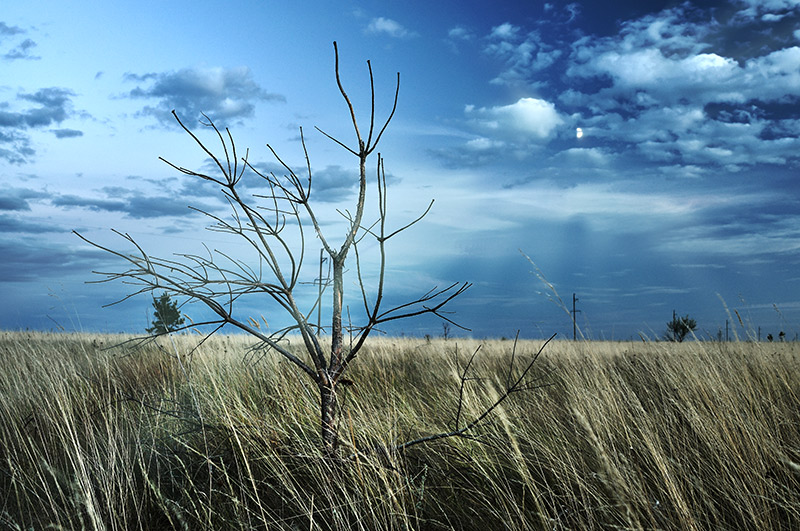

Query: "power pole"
<box><xmin>571</xmin><ymin>293</ymin><xmax>581</xmax><ymax>341</ymax></box>
<box><xmin>317</xmin><ymin>248</ymin><xmax>329</xmax><ymax>337</ymax></box>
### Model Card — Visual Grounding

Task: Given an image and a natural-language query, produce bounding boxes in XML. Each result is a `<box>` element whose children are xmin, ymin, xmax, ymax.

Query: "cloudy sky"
<box><xmin>2</xmin><ymin>0</ymin><xmax>799</xmax><ymax>340</ymax></box>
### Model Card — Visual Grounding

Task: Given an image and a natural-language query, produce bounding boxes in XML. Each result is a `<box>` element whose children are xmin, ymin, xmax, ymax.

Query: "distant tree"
<box><xmin>665</xmin><ymin>313</ymin><xmax>697</xmax><ymax>342</ymax></box>
<box><xmin>146</xmin><ymin>292</ymin><xmax>185</xmax><ymax>335</ymax></box>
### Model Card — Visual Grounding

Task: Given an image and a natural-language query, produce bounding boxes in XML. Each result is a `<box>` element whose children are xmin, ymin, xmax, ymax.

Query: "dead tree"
<box><xmin>74</xmin><ymin>42</ymin><xmax>470</xmax><ymax>456</ymax></box>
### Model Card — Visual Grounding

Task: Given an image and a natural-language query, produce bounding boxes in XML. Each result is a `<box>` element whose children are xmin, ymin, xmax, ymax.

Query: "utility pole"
<box><xmin>571</xmin><ymin>293</ymin><xmax>581</xmax><ymax>341</ymax></box>
<box><xmin>317</xmin><ymin>248</ymin><xmax>328</xmax><ymax>337</ymax></box>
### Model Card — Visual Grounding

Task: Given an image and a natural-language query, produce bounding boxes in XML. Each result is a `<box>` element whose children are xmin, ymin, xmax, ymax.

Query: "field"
<box><xmin>1</xmin><ymin>332</ymin><xmax>799</xmax><ymax>530</ymax></box>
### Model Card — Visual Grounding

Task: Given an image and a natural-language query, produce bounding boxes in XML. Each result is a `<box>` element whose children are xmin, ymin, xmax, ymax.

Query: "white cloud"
<box><xmin>484</xmin><ymin>24</ymin><xmax>563</xmax><ymax>86</ymax></box>
<box><xmin>743</xmin><ymin>47</ymin><xmax>800</xmax><ymax>98</ymax></box>
<box><xmin>448</xmin><ymin>26</ymin><xmax>473</xmax><ymax>41</ymax></box>
<box><xmin>572</xmin><ymin>48</ymin><xmax>741</xmax><ymax>104</ymax></box>
<box><xmin>465</xmin><ymin>137</ymin><xmax>505</xmax><ymax>150</ymax></box>
<box><xmin>735</xmin><ymin>0</ymin><xmax>800</xmax><ymax>20</ymax></box>
<box><xmin>366</xmin><ymin>17</ymin><xmax>416</xmax><ymax>38</ymax></box>
<box><xmin>490</xmin><ymin>23</ymin><xmax>519</xmax><ymax>40</ymax></box>
<box><xmin>659</xmin><ymin>218</ymin><xmax>800</xmax><ymax>257</ymax></box>
<box><xmin>547</xmin><ymin>3</ymin><xmax>800</xmax><ymax>170</ymax></box>
<box><xmin>551</xmin><ymin>147</ymin><xmax>611</xmax><ymax>166</ymax></box>
<box><xmin>466</xmin><ymin>98</ymin><xmax>564</xmax><ymax>139</ymax></box>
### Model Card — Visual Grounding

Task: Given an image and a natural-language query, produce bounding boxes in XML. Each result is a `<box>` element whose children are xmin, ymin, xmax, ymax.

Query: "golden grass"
<box><xmin>0</xmin><ymin>331</ymin><xmax>798</xmax><ymax>529</ymax></box>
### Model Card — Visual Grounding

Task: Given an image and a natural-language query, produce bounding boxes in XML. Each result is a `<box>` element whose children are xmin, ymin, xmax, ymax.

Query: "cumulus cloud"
<box><xmin>490</xmin><ymin>22</ymin><xmax>520</xmax><ymax>40</ymax></box>
<box><xmin>0</xmin><ymin>88</ymin><xmax>76</xmax><ymax>163</ymax></box>
<box><xmin>124</xmin><ymin>66</ymin><xmax>284</xmax><ymax>127</ymax></box>
<box><xmin>365</xmin><ymin>17</ymin><xmax>416</xmax><ymax>38</ymax></box>
<box><xmin>0</xmin><ymin>88</ymin><xmax>74</xmax><ymax>128</ymax></box>
<box><xmin>465</xmin><ymin>98</ymin><xmax>564</xmax><ymax>139</ymax></box>
<box><xmin>484</xmin><ymin>21</ymin><xmax>567</xmax><ymax>87</ymax></box>
<box><xmin>495</xmin><ymin>2</ymin><xmax>800</xmax><ymax>170</ymax></box>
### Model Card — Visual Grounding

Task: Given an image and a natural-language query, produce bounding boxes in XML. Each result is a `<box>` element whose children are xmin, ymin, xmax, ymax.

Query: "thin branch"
<box><xmin>393</xmin><ymin>333</ymin><xmax>556</xmax><ymax>454</ymax></box>
<box><xmin>333</xmin><ymin>40</ymin><xmax>363</xmax><ymax>151</ymax></box>
<box><xmin>367</xmin><ymin>71</ymin><xmax>400</xmax><ymax>155</ymax></box>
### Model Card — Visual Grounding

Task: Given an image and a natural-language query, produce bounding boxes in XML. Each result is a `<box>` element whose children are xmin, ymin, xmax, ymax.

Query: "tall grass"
<box><xmin>1</xmin><ymin>331</ymin><xmax>798</xmax><ymax>529</ymax></box>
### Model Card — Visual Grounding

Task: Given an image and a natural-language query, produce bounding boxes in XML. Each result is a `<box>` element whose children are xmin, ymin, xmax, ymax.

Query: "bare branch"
<box><xmin>393</xmin><ymin>333</ymin><xmax>556</xmax><ymax>454</ymax></box>
<box><xmin>367</xmin><ymin>71</ymin><xmax>400</xmax><ymax>155</ymax></box>
<box><xmin>333</xmin><ymin>40</ymin><xmax>363</xmax><ymax>152</ymax></box>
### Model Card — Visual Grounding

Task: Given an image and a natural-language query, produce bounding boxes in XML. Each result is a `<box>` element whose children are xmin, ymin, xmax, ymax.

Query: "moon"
<box><xmin>576</xmin><ymin>127</ymin><xmax>583</xmax><ymax>139</ymax></box>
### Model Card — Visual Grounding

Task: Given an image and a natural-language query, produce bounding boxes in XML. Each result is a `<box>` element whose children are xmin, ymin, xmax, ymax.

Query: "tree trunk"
<box><xmin>331</xmin><ymin>256</ymin><xmax>345</xmax><ymax>368</ymax></box>
<box><xmin>320</xmin><ymin>379</ymin><xmax>339</xmax><ymax>456</ymax></box>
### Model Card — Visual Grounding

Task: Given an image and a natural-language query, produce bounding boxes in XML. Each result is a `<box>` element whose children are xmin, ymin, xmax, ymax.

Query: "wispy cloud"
<box><xmin>50</xmin><ymin>186</ymin><xmax>218</xmax><ymax>220</ymax></box>
<box><xmin>51</xmin><ymin>128</ymin><xmax>83</xmax><ymax>139</ymax></box>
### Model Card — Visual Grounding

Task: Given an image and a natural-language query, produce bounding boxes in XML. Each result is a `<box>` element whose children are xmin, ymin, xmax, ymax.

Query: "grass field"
<box><xmin>1</xmin><ymin>331</ymin><xmax>799</xmax><ymax>530</ymax></box>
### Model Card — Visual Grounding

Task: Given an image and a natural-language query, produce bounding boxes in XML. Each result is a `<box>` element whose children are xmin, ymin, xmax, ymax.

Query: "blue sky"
<box><xmin>1</xmin><ymin>0</ymin><xmax>799</xmax><ymax>340</ymax></box>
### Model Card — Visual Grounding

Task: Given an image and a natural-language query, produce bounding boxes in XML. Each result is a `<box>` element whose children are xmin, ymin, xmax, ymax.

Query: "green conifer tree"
<box><xmin>146</xmin><ymin>292</ymin><xmax>185</xmax><ymax>334</ymax></box>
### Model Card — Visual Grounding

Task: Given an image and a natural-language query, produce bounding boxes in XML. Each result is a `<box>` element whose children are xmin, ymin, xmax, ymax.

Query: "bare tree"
<box><xmin>74</xmin><ymin>42</ymin><xmax>469</xmax><ymax>456</ymax></box>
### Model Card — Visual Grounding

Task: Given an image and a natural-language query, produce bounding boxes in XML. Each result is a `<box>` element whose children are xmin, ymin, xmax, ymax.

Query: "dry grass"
<box><xmin>0</xmin><ymin>331</ymin><xmax>798</xmax><ymax>529</ymax></box>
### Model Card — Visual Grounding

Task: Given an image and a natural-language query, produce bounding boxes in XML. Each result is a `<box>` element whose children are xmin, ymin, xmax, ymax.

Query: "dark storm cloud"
<box><xmin>124</xmin><ymin>66</ymin><xmax>285</xmax><ymax>128</ymax></box>
<box><xmin>52</xmin><ymin>194</ymin><xmax>128</xmax><ymax>213</ymax></box>
<box><xmin>52</xmin><ymin>128</ymin><xmax>83</xmax><ymax>139</ymax></box>
<box><xmin>0</xmin><ymin>214</ymin><xmax>64</xmax><ymax>233</ymax></box>
<box><xmin>50</xmin><ymin>186</ymin><xmax>217</xmax><ymax>220</ymax></box>
<box><xmin>0</xmin><ymin>237</ymin><xmax>107</xmax><ymax>282</ymax></box>
<box><xmin>0</xmin><ymin>187</ymin><xmax>49</xmax><ymax>211</ymax></box>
